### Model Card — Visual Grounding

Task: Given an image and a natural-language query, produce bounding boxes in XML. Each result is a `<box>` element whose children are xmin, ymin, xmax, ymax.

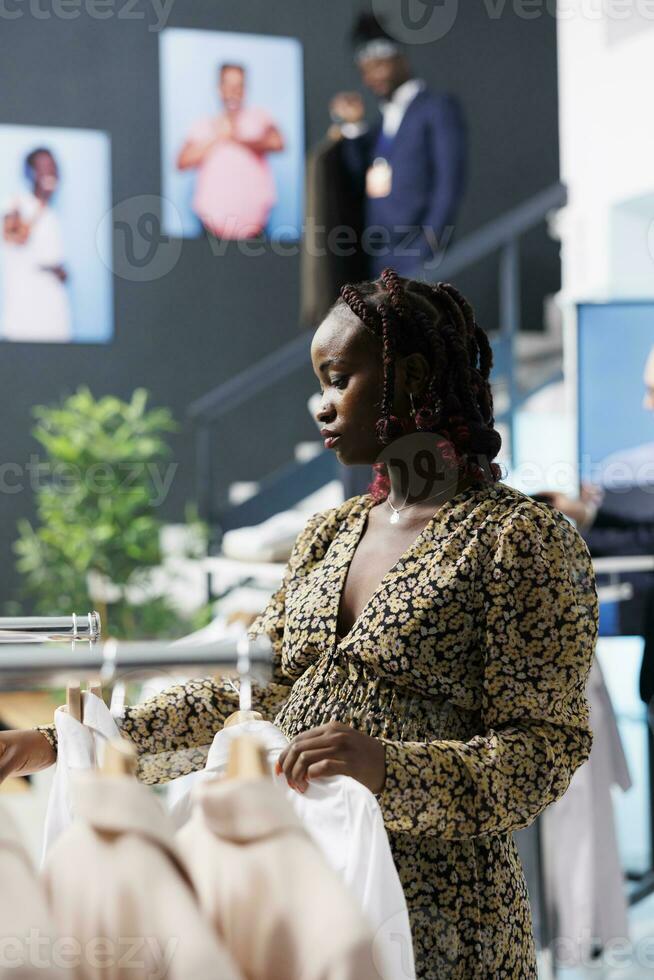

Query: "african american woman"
<box><xmin>1</xmin><ymin>269</ymin><xmax>598</xmax><ymax>980</ymax></box>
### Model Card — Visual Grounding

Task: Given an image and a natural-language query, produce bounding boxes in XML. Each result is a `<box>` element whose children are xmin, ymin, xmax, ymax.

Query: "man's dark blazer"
<box><xmin>339</xmin><ymin>88</ymin><xmax>467</xmax><ymax>276</ymax></box>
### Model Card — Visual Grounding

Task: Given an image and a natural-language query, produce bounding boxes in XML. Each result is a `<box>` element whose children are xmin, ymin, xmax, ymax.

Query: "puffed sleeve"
<box><xmin>375</xmin><ymin>504</ymin><xmax>598</xmax><ymax>839</ymax></box>
<box><xmin>34</xmin><ymin>508</ymin><xmax>330</xmax><ymax>785</ymax></box>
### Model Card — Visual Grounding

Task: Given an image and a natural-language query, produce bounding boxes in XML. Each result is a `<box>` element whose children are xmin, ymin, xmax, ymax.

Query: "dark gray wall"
<box><xmin>0</xmin><ymin>0</ymin><xmax>560</xmax><ymax>608</ymax></box>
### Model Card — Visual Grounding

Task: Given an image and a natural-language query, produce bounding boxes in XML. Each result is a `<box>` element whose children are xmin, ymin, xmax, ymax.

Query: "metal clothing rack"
<box><xmin>0</xmin><ymin>612</ymin><xmax>102</xmax><ymax>644</ymax></box>
<box><xmin>0</xmin><ymin>634</ymin><xmax>273</xmax><ymax>691</ymax></box>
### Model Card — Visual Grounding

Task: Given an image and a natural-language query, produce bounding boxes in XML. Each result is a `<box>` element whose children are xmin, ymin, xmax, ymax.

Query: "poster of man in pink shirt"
<box><xmin>160</xmin><ymin>29</ymin><xmax>304</xmax><ymax>242</ymax></box>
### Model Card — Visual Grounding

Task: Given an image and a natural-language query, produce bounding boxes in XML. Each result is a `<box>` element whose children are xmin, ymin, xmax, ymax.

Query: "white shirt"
<box><xmin>41</xmin><ymin>692</ymin><xmax>120</xmax><ymax>863</ymax></box>
<box><xmin>341</xmin><ymin>78</ymin><xmax>426</xmax><ymax>141</ymax></box>
<box><xmin>170</xmin><ymin>720</ymin><xmax>416</xmax><ymax>980</ymax></box>
<box><xmin>380</xmin><ymin>78</ymin><xmax>426</xmax><ymax>138</ymax></box>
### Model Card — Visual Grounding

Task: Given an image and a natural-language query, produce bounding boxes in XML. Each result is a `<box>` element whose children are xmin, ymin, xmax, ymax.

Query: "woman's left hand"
<box><xmin>275</xmin><ymin>720</ymin><xmax>386</xmax><ymax>795</ymax></box>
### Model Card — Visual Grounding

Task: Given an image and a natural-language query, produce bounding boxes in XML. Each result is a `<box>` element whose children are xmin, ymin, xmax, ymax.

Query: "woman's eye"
<box><xmin>331</xmin><ymin>376</ymin><xmax>349</xmax><ymax>390</ymax></box>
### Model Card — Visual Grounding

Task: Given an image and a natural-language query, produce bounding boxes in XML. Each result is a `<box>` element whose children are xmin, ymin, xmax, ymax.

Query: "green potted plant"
<box><xmin>13</xmin><ymin>386</ymin><xmax>210</xmax><ymax>639</ymax></box>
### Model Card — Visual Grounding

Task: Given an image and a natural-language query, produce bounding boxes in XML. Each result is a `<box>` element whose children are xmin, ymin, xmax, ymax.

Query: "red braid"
<box><xmin>336</xmin><ymin>267</ymin><xmax>503</xmax><ymax>492</ymax></box>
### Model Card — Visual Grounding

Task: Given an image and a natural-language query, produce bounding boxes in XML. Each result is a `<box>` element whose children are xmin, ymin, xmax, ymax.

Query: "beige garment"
<box><xmin>0</xmin><ymin>802</ymin><xmax>64</xmax><ymax>978</ymax></box>
<box><xmin>177</xmin><ymin>775</ymin><xmax>383</xmax><ymax>980</ymax></box>
<box><xmin>41</xmin><ymin>772</ymin><xmax>242</xmax><ymax>980</ymax></box>
<box><xmin>542</xmin><ymin>657</ymin><xmax>631</xmax><ymax>964</ymax></box>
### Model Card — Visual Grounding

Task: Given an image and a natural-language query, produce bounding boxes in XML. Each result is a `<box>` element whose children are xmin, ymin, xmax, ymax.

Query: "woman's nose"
<box><xmin>315</xmin><ymin>394</ymin><xmax>335</xmax><ymax>424</ymax></box>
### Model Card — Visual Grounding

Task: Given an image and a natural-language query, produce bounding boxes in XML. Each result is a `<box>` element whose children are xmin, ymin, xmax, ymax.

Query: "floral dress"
<box><xmin>38</xmin><ymin>481</ymin><xmax>598</xmax><ymax>979</ymax></box>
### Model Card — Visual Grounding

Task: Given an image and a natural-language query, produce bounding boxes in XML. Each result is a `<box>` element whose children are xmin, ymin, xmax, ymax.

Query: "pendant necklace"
<box><xmin>386</xmin><ymin>487</ymin><xmax>453</xmax><ymax>525</ymax></box>
<box><xmin>386</xmin><ymin>478</ymin><xmax>468</xmax><ymax>524</ymax></box>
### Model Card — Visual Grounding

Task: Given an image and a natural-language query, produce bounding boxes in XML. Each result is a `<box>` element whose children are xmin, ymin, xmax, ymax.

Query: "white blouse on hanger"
<box><xmin>41</xmin><ymin>692</ymin><xmax>120</xmax><ymax>862</ymax></box>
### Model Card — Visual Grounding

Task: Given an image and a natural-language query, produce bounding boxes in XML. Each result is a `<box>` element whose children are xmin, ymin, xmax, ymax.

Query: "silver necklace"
<box><xmin>386</xmin><ymin>487</ymin><xmax>454</xmax><ymax>524</ymax></box>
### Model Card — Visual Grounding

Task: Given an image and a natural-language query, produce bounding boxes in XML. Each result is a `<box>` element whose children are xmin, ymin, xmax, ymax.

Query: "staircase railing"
<box><xmin>421</xmin><ymin>182</ymin><xmax>567</xmax><ymax>450</ymax></box>
<box><xmin>189</xmin><ymin>181</ymin><xmax>567</xmax><ymax>530</ymax></box>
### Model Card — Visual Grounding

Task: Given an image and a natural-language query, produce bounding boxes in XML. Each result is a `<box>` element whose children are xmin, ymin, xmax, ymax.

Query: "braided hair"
<box><xmin>337</xmin><ymin>268</ymin><xmax>502</xmax><ymax>501</ymax></box>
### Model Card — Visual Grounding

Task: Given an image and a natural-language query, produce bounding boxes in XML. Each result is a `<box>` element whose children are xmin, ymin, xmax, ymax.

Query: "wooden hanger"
<box><xmin>224</xmin><ymin>709</ymin><xmax>267</xmax><ymax>779</ymax></box>
<box><xmin>223</xmin><ymin>708</ymin><xmax>263</xmax><ymax>729</ymax></box>
<box><xmin>225</xmin><ymin>734</ymin><xmax>268</xmax><ymax>780</ymax></box>
<box><xmin>64</xmin><ymin>679</ymin><xmax>103</xmax><ymax>724</ymax></box>
<box><xmin>87</xmin><ymin>678</ymin><xmax>103</xmax><ymax>701</ymax></box>
<box><xmin>217</xmin><ymin>633</ymin><xmax>268</xmax><ymax>778</ymax></box>
<box><xmin>66</xmin><ymin>682</ymin><xmax>82</xmax><ymax>722</ymax></box>
<box><xmin>101</xmin><ymin>738</ymin><xmax>137</xmax><ymax>777</ymax></box>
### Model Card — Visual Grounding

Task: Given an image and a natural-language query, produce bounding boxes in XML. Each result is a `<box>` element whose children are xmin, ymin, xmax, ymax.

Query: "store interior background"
<box><xmin>3</xmin><ymin>3</ymin><xmax>654</xmax><ymax>978</ymax></box>
<box><xmin>0</xmin><ymin>0</ymin><xmax>560</xmax><ymax>604</ymax></box>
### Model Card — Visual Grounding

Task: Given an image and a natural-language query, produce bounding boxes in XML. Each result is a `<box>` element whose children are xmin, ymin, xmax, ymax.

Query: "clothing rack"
<box><xmin>0</xmin><ymin>634</ymin><xmax>272</xmax><ymax>691</ymax></box>
<box><xmin>0</xmin><ymin>612</ymin><xmax>102</xmax><ymax>644</ymax></box>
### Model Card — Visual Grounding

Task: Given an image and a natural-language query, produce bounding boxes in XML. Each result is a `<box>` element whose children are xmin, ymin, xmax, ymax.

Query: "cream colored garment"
<box><xmin>42</xmin><ymin>692</ymin><xmax>121</xmax><ymax>862</ymax></box>
<box><xmin>178</xmin><ymin>776</ymin><xmax>383</xmax><ymax>980</ymax></box>
<box><xmin>0</xmin><ymin>802</ymin><xmax>64</xmax><ymax>978</ymax></box>
<box><xmin>42</xmin><ymin>772</ymin><xmax>243</xmax><ymax>980</ymax></box>
<box><xmin>542</xmin><ymin>657</ymin><xmax>632</xmax><ymax>964</ymax></box>
<box><xmin>170</xmin><ymin>720</ymin><xmax>415</xmax><ymax>980</ymax></box>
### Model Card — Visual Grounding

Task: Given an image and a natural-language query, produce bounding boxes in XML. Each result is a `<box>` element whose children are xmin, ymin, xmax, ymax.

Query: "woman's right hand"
<box><xmin>0</xmin><ymin>730</ymin><xmax>56</xmax><ymax>784</ymax></box>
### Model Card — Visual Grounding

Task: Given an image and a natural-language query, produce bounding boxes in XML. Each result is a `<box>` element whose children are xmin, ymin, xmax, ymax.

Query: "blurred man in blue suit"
<box><xmin>330</xmin><ymin>14</ymin><xmax>467</xmax><ymax>277</ymax></box>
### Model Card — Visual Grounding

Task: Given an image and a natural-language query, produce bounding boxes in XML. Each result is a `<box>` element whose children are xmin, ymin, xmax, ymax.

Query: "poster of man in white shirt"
<box><xmin>0</xmin><ymin>125</ymin><xmax>113</xmax><ymax>344</ymax></box>
<box><xmin>2</xmin><ymin>148</ymin><xmax>71</xmax><ymax>342</ymax></box>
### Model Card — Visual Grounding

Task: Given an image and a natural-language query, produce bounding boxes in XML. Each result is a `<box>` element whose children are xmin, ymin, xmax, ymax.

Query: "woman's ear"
<box><xmin>400</xmin><ymin>352</ymin><xmax>431</xmax><ymax>397</ymax></box>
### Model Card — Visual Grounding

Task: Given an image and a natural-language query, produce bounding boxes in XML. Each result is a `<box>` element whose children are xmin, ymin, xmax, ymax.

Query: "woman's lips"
<box><xmin>323</xmin><ymin>435</ymin><xmax>340</xmax><ymax>450</ymax></box>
